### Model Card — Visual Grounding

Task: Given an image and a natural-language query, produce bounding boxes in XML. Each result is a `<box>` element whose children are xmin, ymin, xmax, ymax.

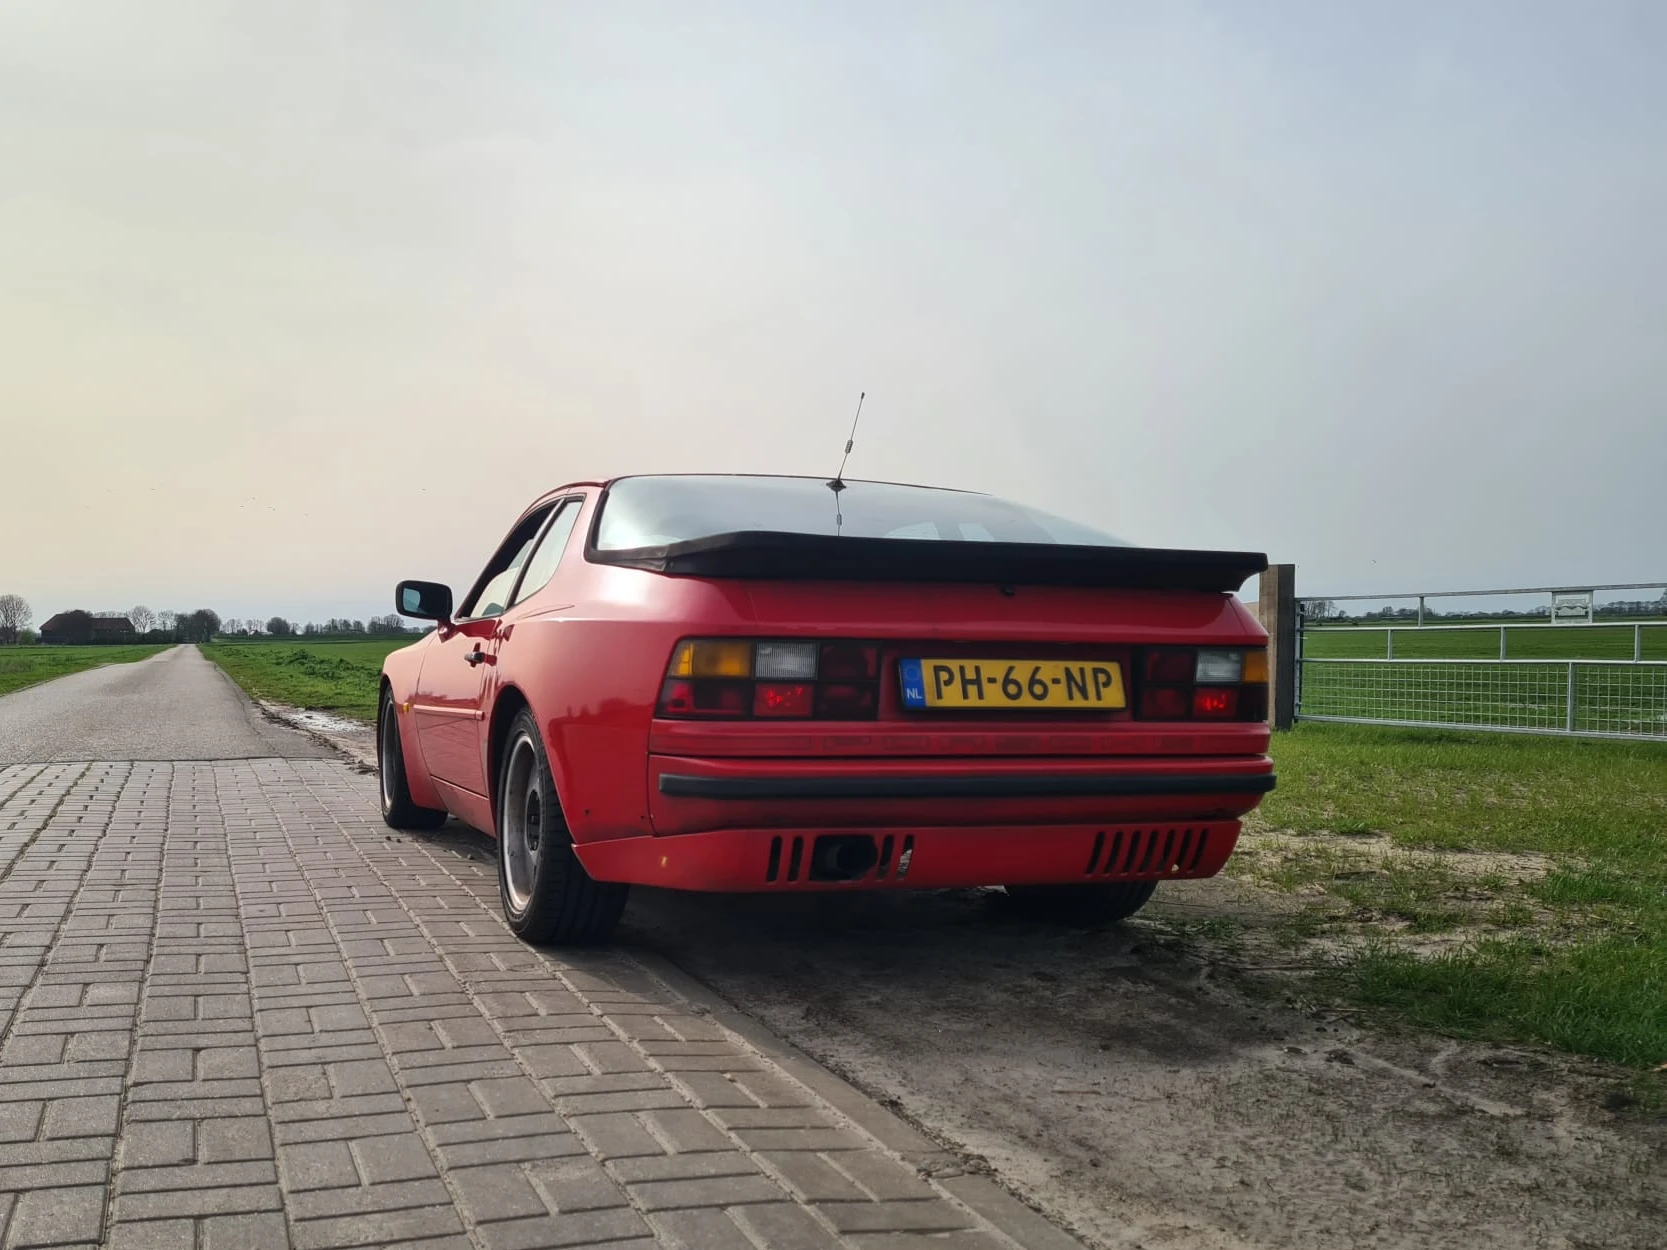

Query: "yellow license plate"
<box><xmin>899</xmin><ymin>659</ymin><xmax>1126</xmax><ymax>710</ymax></box>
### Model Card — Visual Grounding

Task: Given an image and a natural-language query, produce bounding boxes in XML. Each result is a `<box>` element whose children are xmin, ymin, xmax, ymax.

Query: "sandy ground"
<box><xmin>622</xmin><ymin>882</ymin><xmax>1665</xmax><ymax>1250</ymax></box>
<box><xmin>284</xmin><ymin>707</ymin><xmax>1666</xmax><ymax>1250</ymax></box>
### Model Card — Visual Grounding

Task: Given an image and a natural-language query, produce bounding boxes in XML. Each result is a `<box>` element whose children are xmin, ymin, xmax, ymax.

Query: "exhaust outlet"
<box><xmin>808</xmin><ymin>835</ymin><xmax>880</xmax><ymax>882</ymax></box>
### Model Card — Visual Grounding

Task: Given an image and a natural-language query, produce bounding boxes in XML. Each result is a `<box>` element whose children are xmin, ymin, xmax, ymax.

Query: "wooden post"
<box><xmin>1258</xmin><ymin>564</ymin><xmax>1297</xmax><ymax>730</ymax></box>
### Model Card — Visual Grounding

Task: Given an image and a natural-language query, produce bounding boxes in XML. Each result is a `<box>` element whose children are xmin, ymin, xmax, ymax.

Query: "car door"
<box><xmin>412</xmin><ymin>503</ymin><xmax>557</xmax><ymax>795</ymax></box>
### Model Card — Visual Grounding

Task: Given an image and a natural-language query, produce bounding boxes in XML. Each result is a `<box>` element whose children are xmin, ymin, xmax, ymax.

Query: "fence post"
<box><xmin>1259</xmin><ymin>564</ymin><xmax>1297</xmax><ymax>730</ymax></box>
<box><xmin>1566</xmin><ymin>662</ymin><xmax>1577</xmax><ymax>732</ymax></box>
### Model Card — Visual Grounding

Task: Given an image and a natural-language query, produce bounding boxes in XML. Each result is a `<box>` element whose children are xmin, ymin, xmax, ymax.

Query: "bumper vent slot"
<box><xmin>1088</xmin><ymin>827</ymin><xmax>1212</xmax><ymax>878</ymax></box>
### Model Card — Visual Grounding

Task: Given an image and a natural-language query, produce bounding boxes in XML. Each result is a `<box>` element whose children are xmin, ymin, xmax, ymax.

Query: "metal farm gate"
<box><xmin>1295</xmin><ymin>582</ymin><xmax>1667</xmax><ymax>741</ymax></box>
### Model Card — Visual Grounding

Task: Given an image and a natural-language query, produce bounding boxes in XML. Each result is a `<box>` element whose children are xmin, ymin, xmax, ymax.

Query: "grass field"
<box><xmin>1300</xmin><ymin>624</ymin><xmax>1667</xmax><ymax>737</ymax></box>
<box><xmin>200</xmin><ymin>639</ymin><xmax>410</xmax><ymax>721</ymax></box>
<box><xmin>1238</xmin><ymin>724</ymin><xmax>1667</xmax><ymax>1074</ymax></box>
<box><xmin>0</xmin><ymin>644</ymin><xmax>170</xmax><ymax>697</ymax></box>
<box><xmin>1304</xmin><ymin>621</ymin><xmax>1667</xmax><ymax>660</ymax></box>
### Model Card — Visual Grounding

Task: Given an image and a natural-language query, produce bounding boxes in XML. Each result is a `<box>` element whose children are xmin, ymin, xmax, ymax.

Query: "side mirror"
<box><xmin>396</xmin><ymin>580</ymin><xmax>453</xmax><ymax>623</ymax></box>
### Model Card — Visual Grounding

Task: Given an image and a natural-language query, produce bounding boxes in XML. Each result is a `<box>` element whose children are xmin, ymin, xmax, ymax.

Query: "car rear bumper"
<box><xmin>645</xmin><ymin>753</ymin><xmax>1275</xmax><ymax>836</ymax></box>
<box><xmin>575</xmin><ymin>819</ymin><xmax>1244</xmax><ymax>892</ymax></box>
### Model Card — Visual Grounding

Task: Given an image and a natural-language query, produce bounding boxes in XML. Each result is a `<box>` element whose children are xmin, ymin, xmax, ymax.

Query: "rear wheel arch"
<box><xmin>487</xmin><ymin>685</ymin><xmax>573</xmax><ymax>828</ymax></box>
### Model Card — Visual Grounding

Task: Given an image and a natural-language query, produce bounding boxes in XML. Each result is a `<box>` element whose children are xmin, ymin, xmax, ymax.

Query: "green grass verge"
<box><xmin>1304</xmin><ymin>622</ymin><xmax>1667</xmax><ymax>660</ymax></box>
<box><xmin>200</xmin><ymin>639</ymin><xmax>413</xmax><ymax>721</ymax></box>
<box><xmin>1253</xmin><ymin>725</ymin><xmax>1667</xmax><ymax>1070</ymax></box>
<box><xmin>0</xmin><ymin>644</ymin><xmax>171</xmax><ymax>697</ymax></box>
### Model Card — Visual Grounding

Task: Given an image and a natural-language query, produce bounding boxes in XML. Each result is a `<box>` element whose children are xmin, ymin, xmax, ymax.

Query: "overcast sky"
<box><xmin>2</xmin><ymin>1</ymin><xmax>1663</xmax><ymax>626</ymax></box>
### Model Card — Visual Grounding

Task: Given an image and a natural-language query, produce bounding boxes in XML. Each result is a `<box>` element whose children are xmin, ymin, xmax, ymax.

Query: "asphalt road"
<box><xmin>0</xmin><ymin>643</ymin><xmax>331</xmax><ymax>763</ymax></box>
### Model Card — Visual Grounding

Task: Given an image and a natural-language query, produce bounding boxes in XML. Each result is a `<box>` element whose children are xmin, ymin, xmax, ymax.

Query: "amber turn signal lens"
<box><xmin>1242</xmin><ymin>649</ymin><xmax>1269</xmax><ymax>684</ymax></box>
<box><xmin>669</xmin><ymin>640</ymin><xmax>753</xmax><ymax>678</ymax></box>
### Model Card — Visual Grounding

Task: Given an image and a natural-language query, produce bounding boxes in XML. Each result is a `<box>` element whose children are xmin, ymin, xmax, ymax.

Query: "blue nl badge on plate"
<box><xmin>898</xmin><ymin>659</ymin><xmax>927</xmax><ymax>709</ymax></box>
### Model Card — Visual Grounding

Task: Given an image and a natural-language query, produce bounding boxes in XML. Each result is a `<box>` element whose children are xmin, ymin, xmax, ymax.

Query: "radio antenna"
<box><xmin>828</xmin><ymin>391</ymin><xmax>865</xmax><ymax>492</ymax></box>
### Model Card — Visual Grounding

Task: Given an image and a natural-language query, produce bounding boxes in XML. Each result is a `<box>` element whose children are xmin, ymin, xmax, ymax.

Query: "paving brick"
<box><xmin>275</xmin><ymin>1112</ymin><xmax>417</xmax><ymax>1145</ymax></box>
<box><xmin>761</xmin><ymin>1150</ymin><xmax>872</xmax><ymax>1202</ymax></box>
<box><xmin>115</xmin><ymin>1120</ymin><xmax>194</xmax><ymax>1171</ymax></box>
<box><xmin>468</xmin><ymin>1075</ymin><xmax>544</xmax><ymax>1117</ymax></box>
<box><xmin>200</xmin><ymin>1211</ymin><xmax>291</xmax><ymax>1250</ymax></box>
<box><xmin>408</xmin><ymin>1083</ymin><xmax>486</xmax><ymax>1125</ymax></box>
<box><xmin>641</xmin><ymin>1108</ymin><xmax>733</xmax><ymax>1154</ymax></box>
<box><xmin>608</xmin><ymin>1151</ymin><xmax>759</xmax><ymax>1185</ymax></box>
<box><xmin>107</xmin><ymin>1218</ymin><xmax>199</xmax><ymax>1249</ymax></box>
<box><xmin>291</xmin><ymin>1207</ymin><xmax>465</xmax><ymax>1250</ymax></box>
<box><xmin>269</xmin><ymin>1066</ymin><xmax>332</xmax><ymax>1102</ymax></box>
<box><xmin>326</xmin><ymin>1059</ymin><xmax>398</xmax><ymax>1097</ymax></box>
<box><xmin>448</xmin><ymin>1162</ymin><xmax>549</xmax><ymax>1220</ymax></box>
<box><xmin>0</xmin><ymin>1099</ymin><xmax>44</xmax><ymax>1141</ymax></box>
<box><xmin>272</xmin><ymin>1094</ymin><xmax>407</xmax><ymax>1123</ymax></box>
<box><xmin>843</xmin><ymin>1234</ymin><xmax>1008</xmax><ymax>1250</ymax></box>
<box><xmin>553</xmin><ymin>1089</ymin><xmax>692</xmax><ymax>1115</ymax></box>
<box><xmin>474</xmin><ymin>1208</ymin><xmax>654</xmax><ymax>1250</ymax></box>
<box><xmin>514</xmin><ymin>1044</ymin><xmax>587</xmax><ymax>1079</ymax></box>
<box><xmin>650</xmin><ymin>1208</ymin><xmax>760</xmax><ymax>1250</ymax></box>
<box><xmin>567</xmin><ymin>1112</ymin><xmax>666</xmax><ymax>1160</ymax></box>
<box><xmin>8</xmin><ymin>1184</ymin><xmax>108</xmax><ymax>1244</ymax></box>
<box><xmin>289</xmin><ymin>1177</ymin><xmax>454</xmax><ymax>1220</ymax></box>
<box><xmin>629</xmin><ymin>1173</ymin><xmax>788</xmax><ymax>1210</ymax></box>
<box><xmin>525</xmin><ymin>1155</ymin><xmax>629</xmax><ymax>1212</ymax></box>
<box><xmin>831</xmin><ymin>1149</ymin><xmax>939</xmax><ymax>1201</ymax></box>
<box><xmin>279</xmin><ymin>1140</ymin><xmax>360</xmax><ymax>1191</ymax></box>
<box><xmin>435</xmin><ymin>1132</ymin><xmax>586</xmax><ymax>1169</ymax></box>
<box><xmin>733</xmin><ymin>1127</ymin><xmax>868</xmax><ymax>1153</ymax></box>
<box><xmin>200</xmin><ymin>1117</ymin><xmax>274</xmax><ymax>1162</ymax></box>
<box><xmin>677</xmin><ymin>1071</ymin><xmax>765</xmax><ymax>1109</ymax></box>
<box><xmin>731</xmin><ymin>1202</ymin><xmax>846</xmax><ymax>1250</ymax></box>
<box><xmin>572</xmin><ymin>1042</ymin><xmax>651</xmax><ymax>1075</ymax></box>
<box><xmin>816</xmin><ymin>1199</ymin><xmax>975</xmax><ymax>1233</ymax></box>
<box><xmin>350</xmin><ymin>1134</ymin><xmax>437</xmax><ymax>1184</ymax></box>
<box><xmin>118</xmin><ymin>1160</ymin><xmax>279</xmax><ymax>1193</ymax></box>
<box><xmin>44</xmin><ymin>1093</ymin><xmax>121</xmax><ymax>1137</ymax></box>
<box><xmin>0</xmin><ymin>1158</ymin><xmax>109</xmax><ymax>1191</ymax></box>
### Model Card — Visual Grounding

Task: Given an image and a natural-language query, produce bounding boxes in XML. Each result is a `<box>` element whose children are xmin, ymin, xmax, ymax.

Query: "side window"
<box><xmin>508</xmin><ymin>499</ymin><xmax>583</xmax><ymax>609</ymax></box>
<box><xmin>457</xmin><ymin>505</ymin><xmax>556</xmax><ymax>620</ymax></box>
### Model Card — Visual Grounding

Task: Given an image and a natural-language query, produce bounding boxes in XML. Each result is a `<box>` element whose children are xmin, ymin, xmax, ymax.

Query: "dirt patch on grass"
<box><xmin>1224</xmin><ymin>825</ymin><xmax>1562</xmax><ymax>955</ymax></box>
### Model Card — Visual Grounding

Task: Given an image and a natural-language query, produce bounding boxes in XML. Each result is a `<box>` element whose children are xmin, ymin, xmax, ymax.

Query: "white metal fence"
<box><xmin>1297</xmin><ymin>582</ymin><xmax>1667</xmax><ymax>741</ymax></box>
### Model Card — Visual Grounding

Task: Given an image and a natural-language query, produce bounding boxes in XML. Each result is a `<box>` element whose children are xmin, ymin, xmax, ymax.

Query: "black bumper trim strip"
<box><xmin>658</xmin><ymin>772</ymin><xmax>1277</xmax><ymax>801</ymax></box>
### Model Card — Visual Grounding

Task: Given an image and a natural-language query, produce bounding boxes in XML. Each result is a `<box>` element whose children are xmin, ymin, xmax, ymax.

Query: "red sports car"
<box><xmin>378</xmin><ymin>473</ymin><xmax>1275</xmax><ymax>945</ymax></box>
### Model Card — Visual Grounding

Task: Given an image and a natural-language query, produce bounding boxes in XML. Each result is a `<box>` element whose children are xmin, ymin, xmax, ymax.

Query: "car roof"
<box><xmin>544</xmin><ymin>472</ymin><xmax>985</xmax><ymax>498</ymax></box>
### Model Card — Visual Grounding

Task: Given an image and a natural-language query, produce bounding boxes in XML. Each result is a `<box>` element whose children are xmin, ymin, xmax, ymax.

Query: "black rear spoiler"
<box><xmin>589</xmin><ymin>531</ymin><xmax>1267</xmax><ymax>593</ymax></box>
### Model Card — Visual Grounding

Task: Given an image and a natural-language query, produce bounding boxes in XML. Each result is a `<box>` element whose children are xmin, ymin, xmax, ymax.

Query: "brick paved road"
<box><xmin>0</xmin><ymin>759</ymin><xmax>1084</xmax><ymax>1250</ymax></box>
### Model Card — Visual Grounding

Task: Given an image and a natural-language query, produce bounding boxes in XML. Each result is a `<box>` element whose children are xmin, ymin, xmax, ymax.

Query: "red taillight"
<box><xmin>821</xmin><ymin>642</ymin><xmax>879</xmax><ymax>681</ymax></box>
<box><xmin>1139</xmin><ymin>686</ymin><xmax>1190</xmax><ymax>720</ymax></box>
<box><xmin>1144</xmin><ymin>648</ymin><xmax>1196</xmax><ymax>683</ymax></box>
<box><xmin>659</xmin><ymin>678</ymin><xmax>750</xmax><ymax>717</ymax></box>
<box><xmin>1135</xmin><ymin>646</ymin><xmax>1268</xmax><ymax>723</ymax></box>
<box><xmin>1192</xmin><ymin>687</ymin><xmax>1238</xmax><ymax>719</ymax></box>
<box><xmin>754</xmin><ymin>682</ymin><xmax>814</xmax><ymax>718</ymax></box>
<box><xmin>657</xmin><ymin>640</ymin><xmax>880</xmax><ymax>721</ymax></box>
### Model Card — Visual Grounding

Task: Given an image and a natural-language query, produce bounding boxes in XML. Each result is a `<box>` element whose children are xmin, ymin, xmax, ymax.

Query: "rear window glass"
<box><xmin>593</xmin><ymin>475</ymin><xmax>1131</xmax><ymax>551</ymax></box>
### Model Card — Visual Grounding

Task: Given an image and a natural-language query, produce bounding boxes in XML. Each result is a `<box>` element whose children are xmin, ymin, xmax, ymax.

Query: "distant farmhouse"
<box><xmin>38</xmin><ymin>612</ymin><xmax>136</xmax><ymax>645</ymax></box>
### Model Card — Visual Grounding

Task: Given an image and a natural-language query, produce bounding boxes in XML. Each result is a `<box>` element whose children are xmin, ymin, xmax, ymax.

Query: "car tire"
<box><xmin>496</xmin><ymin>707</ymin><xmax>628</xmax><ymax>946</ymax></box>
<box><xmin>378</xmin><ymin>692</ymin><xmax>448</xmax><ymax>831</ymax></box>
<box><xmin>1002</xmin><ymin>880</ymin><xmax>1158</xmax><ymax>925</ymax></box>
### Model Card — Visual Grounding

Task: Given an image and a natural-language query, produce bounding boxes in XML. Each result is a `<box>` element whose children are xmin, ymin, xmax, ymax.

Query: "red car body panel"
<box><xmin>379</xmin><ymin>479</ymin><xmax>1276</xmax><ymax>894</ymax></box>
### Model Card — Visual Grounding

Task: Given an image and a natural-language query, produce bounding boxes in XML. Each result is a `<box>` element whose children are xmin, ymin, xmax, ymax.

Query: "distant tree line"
<box><xmin>0</xmin><ymin>594</ymin><xmax>420</xmax><ymax>645</ymax></box>
<box><xmin>1306</xmin><ymin>591</ymin><xmax>1667</xmax><ymax>624</ymax></box>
